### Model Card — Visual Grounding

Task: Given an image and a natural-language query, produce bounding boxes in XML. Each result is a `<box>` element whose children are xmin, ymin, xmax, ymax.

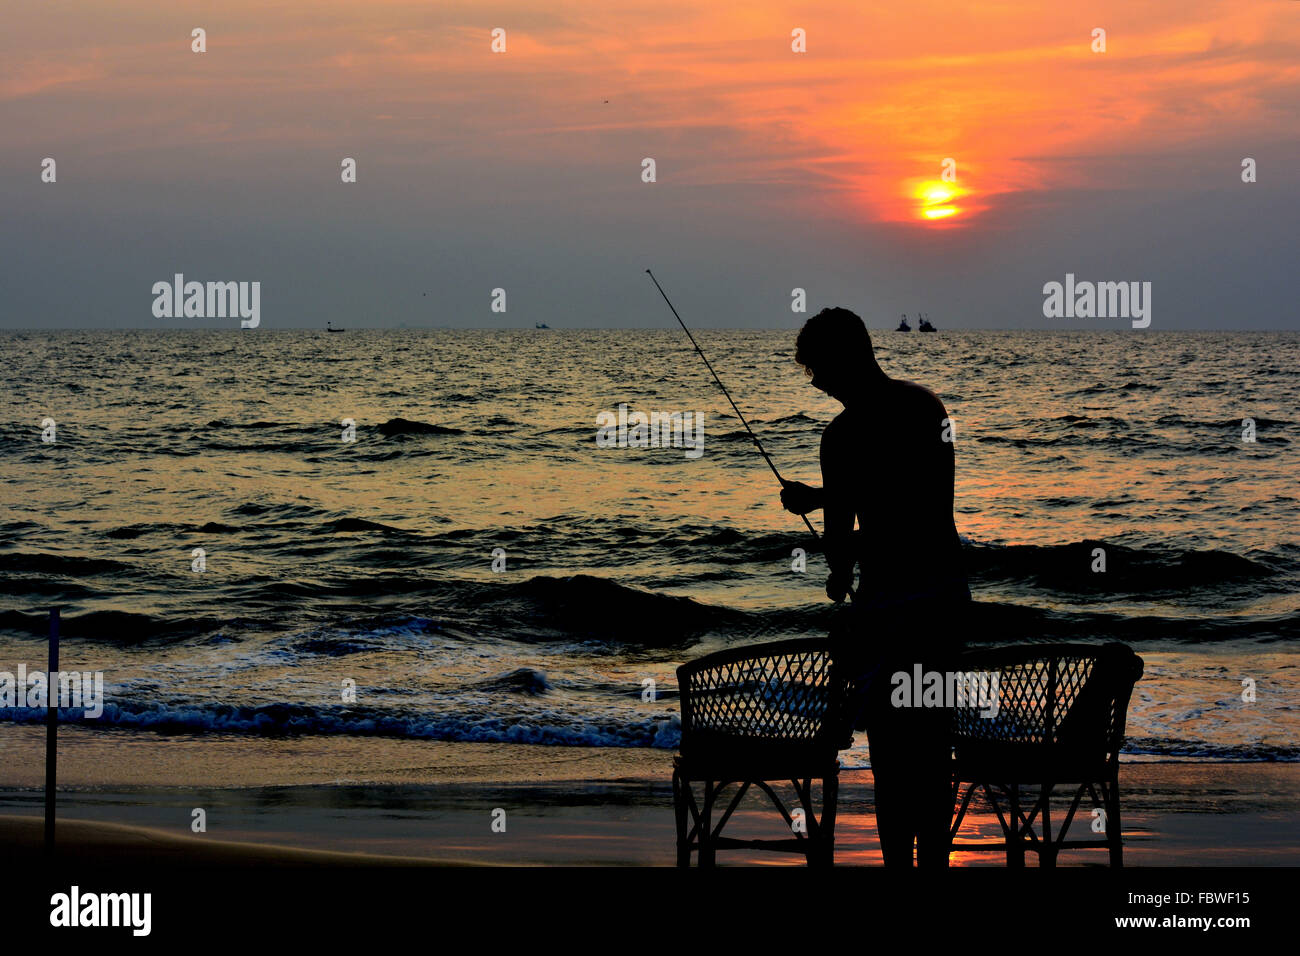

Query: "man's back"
<box><xmin>821</xmin><ymin>377</ymin><xmax>964</xmax><ymax>604</ymax></box>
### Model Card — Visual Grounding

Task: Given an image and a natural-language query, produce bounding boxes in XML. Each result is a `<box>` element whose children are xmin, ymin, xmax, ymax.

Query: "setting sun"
<box><xmin>915</xmin><ymin>179</ymin><xmax>963</xmax><ymax>221</ymax></box>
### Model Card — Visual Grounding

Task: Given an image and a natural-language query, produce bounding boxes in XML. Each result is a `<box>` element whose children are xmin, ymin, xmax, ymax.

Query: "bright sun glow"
<box><xmin>922</xmin><ymin>184</ymin><xmax>955</xmax><ymax>204</ymax></box>
<box><xmin>914</xmin><ymin>179</ymin><xmax>963</xmax><ymax>222</ymax></box>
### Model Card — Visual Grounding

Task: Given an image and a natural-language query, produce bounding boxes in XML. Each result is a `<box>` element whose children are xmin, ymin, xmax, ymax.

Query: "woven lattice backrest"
<box><xmin>678</xmin><ymin>638</ymin><xmax>856</xmax><ymax>752</ymax></box>
<box><xmin>951</xmin><ymin>642</ymin><xmax>1143</xmax><ymax>756</ymax></box>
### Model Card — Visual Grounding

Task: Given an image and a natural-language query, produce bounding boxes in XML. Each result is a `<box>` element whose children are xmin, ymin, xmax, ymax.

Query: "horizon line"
<box><xmin>2</xmin><ymin>326</ymin><xmax>1298</xmax><ymax>334</ymax></box>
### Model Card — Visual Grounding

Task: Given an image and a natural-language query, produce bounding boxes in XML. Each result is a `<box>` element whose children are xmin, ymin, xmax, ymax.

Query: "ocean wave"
<box><xmin>1069</xmin><ymin>381</ymin><xmax>1162</xmax><ymax>395</ymax></box>
<box><xmin>105</xmin><ymin>522</ymin><xmax>203</xmax><ymax>539</ymax></box>
<box><xmin>472</xmin><ymin>667</ymin><xmax>551</xmax><ymax>695</ymax></box>
<box><xmin>460</xmin><ymin>573</ymin><xmax>753</xmax><ymax>644</ymax></box>
<box><xmin>1</xmin><ymin>699</ymin><xmax>682</xmax><ymax>748</ymax></box>
<box><xmin>0</xmin><ymin>552</ymin><xmax>135</xmax><ymax>575</ymax></box>
<box><xmin>325</xmin><ymin>517</ymin><xmax>412</xmax><ymax>534</ymax></box>
<box><xmin>99</xmin><ymin>509</ymin><xmax>434</xmax><ymax>542</ymax></box>
<box><xmin>2</xmin><ymin>702</ymin><xmax>1291</xmax><ymax>761</ymax></box>
<box><xmin>0</xmin><ymin>608</ymin><xmax>231</xmax><ymax>642</ymax></box>
<box><xmin>376</xmin><ymin>417</ymin><xmax>464</xmax><ymax>437</ymax></box>
<box><xmin>966</xmin><ymin>539</ymin><xmax>1276</xmax><ymax>592</ymax></box>
<box><xmin>973</xmin><ymin>434</ymin><xmax>1153</xmax><ymax>449</ymax></box>
<box><xmin>751</xmin><ymin>413</ymin><xmax>823</xmax><ymax>426</ymax></box>
<box><xmin>1155</xmin><ymin>415</ymin><xmax>1291</xmax><ymax>428</ymax></box>
<box><xmin>962</xmin><ymin>601</ymin><xmax>1300</xmax><ymax>644</ymax></box>
<box><xmin>1123</xmin><ymin>736</ymin><xmax>1299</xmax><ymax>762</ymax></box>
<box><xmin>203</xmin><ymin>420</ymin><xmax>289</xmax><ymax>430</ymax></box>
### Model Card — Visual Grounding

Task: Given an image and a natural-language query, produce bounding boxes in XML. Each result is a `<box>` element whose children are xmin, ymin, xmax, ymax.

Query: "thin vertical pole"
<box><xmin>45</xmin><ymin>607</ymin><xmax>59</xmax><ymax>855</ymax></box>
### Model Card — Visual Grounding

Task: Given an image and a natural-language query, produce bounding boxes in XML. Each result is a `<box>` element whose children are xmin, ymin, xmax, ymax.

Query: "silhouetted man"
<box><xmin>780</xmin><ymin>306</ymin><xmax>970</xmax><ymax>868</ymax></box>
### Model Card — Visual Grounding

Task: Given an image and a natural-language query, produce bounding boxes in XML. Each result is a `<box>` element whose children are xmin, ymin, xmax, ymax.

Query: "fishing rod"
<box><xmin>645</xmin><ymin>270</ymin><xmax>857</xmax><ymax>603</ymax></box>
<box><xmin>645</xmin><ymin>270</ymin><xmax>860</xmax><ymax>604</ymax></box>
<box><xmin>645</xmin><ymin>269</ymin><xmax>806</xmax><ymax>510</ymax></box>
<box><xmin>646</xmin><ymin>270</ymin><xmax>848</xmax><ymax>538</ymax></box>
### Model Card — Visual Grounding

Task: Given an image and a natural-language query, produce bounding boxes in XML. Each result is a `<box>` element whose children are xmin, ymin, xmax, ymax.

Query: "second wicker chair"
<box><xmin>948</xmin><ymin>642</ymin><xmax>1145</xmax><ymax>866</ymax></box>
<box><xmin>672</xmin><ymin>638</ymin><xmax>860</xmax><ymax>867</ymax></box>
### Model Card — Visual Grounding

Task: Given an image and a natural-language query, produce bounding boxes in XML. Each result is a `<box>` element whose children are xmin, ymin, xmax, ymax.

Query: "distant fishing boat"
<box><xmin>896</xmin><ymin>314</ymin><xmax>911</xmax><ymax>332</ymax></box>
<box><xmin>326</xmin><ymin>322</ymin><xmax>345</xmax><ymax>333</ymax></box>
<box><xmin>918</xmin><ymin>313</ymin><xmax>937</xmax><ymax>333</ymax></box>
<box><xmin>535</xmin><ymin>322</ymin><xmax>551</xmax><ymax>329</ymax></box>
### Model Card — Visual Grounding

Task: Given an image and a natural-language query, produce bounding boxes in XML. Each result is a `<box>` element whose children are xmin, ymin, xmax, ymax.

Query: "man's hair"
<box><xmin>794</xmin><ymin>307</ymin><xmax>875</xmax><ymax>376</ymax></box>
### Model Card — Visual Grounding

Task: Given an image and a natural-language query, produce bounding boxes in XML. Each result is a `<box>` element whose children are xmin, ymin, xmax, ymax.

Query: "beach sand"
<box><xmin>3</xmin><ymin>726</ymin><xmax>1298</xmax><ymax>867</ymax></box>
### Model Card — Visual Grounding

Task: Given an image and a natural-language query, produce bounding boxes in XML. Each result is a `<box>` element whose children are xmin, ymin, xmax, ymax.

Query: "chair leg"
<box><xmin>675</xmin><ymin>769</ymin><xmax>844</xmax><ymax>867</ymax></box>
<box><xmin>949</xmin><ymin>780</ymin><xmax>974</xmax><ymax>847</ymax></box>
<box><xmin>1040</xmin><ymin>784</ymin><xmax>1057</xmax><ymax>868</ymax></box>
<box><xmin>790</xmin><ymin>778</ymin><xmax>817</xmax><ymax>867</ymax></box>
<box><xmin>815</xmin><ymin>771</ymin><xmax>839</xmax><ymax>867</ymax></box>
<box><xmin>672</xmin><ymin>769</ymin><xmax>690</xmax><ymax>867</ymax></box>
<box><xmin>699</xmin><ymin>780</ymin><xmax>717</xmax><ymax>868</ymax></box>
<box><xmin>1006</xmin><ymin>784</ymin><xmax>1025</xmax><ymax>867</ymax></box>
<box><xmin>1105</xmin><ymin>772</ymin><xmax>1124</xmax><ymax>868</ymax></box>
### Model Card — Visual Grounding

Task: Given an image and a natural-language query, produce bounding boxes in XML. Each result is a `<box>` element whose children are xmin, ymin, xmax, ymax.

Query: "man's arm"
<box><xmin>779</xmin><ymin>481</ymin><xmax>825</xmax><ymax>515</ymax></box>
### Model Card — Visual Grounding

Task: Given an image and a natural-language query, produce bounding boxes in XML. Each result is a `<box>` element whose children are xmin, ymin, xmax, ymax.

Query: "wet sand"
<box><xmin>3</xmin><ymin>727</ymin><xmax>1298</xmax><ymax>866</ymax></box>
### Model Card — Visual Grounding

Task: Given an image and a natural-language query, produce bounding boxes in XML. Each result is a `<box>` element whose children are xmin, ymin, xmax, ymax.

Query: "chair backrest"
<box><xmin>950</xmin><ymin>642</ymin><xmax>1144</xmax><ymax>760</ymax></box>
<box><xmin>677</xmin><ymin>638</ymin><xmax>858</xmax><ymax>754</ymax></box>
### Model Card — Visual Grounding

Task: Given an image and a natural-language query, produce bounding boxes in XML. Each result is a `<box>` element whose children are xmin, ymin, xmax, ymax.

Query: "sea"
<box><xmin>1</xmin><ymin>329</ymin><xmax>1297</xmax><ymax>766</ymax></box>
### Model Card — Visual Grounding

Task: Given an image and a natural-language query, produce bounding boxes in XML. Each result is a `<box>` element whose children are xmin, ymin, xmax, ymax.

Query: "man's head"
<box><xmin>794</xmin><ymin>307</ymin><xmax>883</xmax><ymax>400</ymax></box>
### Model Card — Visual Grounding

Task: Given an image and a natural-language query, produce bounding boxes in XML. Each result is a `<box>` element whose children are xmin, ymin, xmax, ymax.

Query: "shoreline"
<box><xmin>6</xmin><ymin>724</ymin><xmax>1291</xmax><ymax>791</ymax></box>
<box><xmin>4</xmin><ymin>728</ymin><xmax>1298</xmax><ymax>866</ymax></box>
<box><xmin>1</xmin><ymin>725</ymin><xmax>674</xmax><ymax>788</ymax></box>
<box><xmin>1</xmin><ymin>815</ymin><xmax>478</xmax><ymax>867</ymax></box>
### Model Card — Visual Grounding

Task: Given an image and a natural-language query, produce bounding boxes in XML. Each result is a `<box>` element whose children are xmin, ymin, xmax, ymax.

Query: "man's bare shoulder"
<box><xmin>891</xmin><ymin>378</ymin><xmax>949</xmax><ymax>416</ymax></box>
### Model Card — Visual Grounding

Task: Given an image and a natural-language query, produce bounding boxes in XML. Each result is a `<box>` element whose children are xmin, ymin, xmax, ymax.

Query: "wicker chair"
<box><xmin>948</xmin><ymin>642</ymin><xmax>1144</xmax><ymax>866</ymax></box>
<box><xmin>672</xmin><ymin>638</ymin><xmax>859</xmax><ymax>867</ymax></box>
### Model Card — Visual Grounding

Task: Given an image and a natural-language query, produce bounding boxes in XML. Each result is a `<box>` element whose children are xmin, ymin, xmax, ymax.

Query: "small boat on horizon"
<box><xmin>326</xmin><ymin>322</ymin><xmax>345</xmax><ymax>332</ymax></box>
<box><xmin>896</xmin><ymin>314</ymin><xmax>911</xmax><ymax>332</ymax></box>
<box><xmin>918</xmin><ymin>313</ymin><xmax>937</xmax><ymax>332</ymax></box>
<box><xmin>535</xmin><ymin>322</ymin><xmax>551</xmax><ymax>329</ymax></box>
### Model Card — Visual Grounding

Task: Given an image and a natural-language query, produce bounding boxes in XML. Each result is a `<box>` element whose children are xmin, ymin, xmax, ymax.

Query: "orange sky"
<box><xmin>5</xmin><ymin>1</ymin><xmax>1296</xmax><ymax>224</ymax></box>
<box><xmin>2</xmin><ymin>0</ymin><xmax>1297</xmax><ymax>326</ymax></box>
